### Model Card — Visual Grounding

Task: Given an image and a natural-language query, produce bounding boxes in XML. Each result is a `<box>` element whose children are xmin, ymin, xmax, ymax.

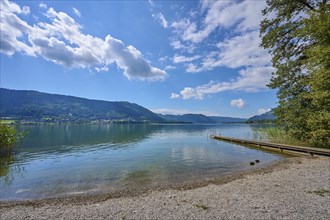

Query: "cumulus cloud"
<box><xmin>202</xmin><ymin>31</ymin><xmax>271</xmax><ymax>70</ymax></box>
<box><xmin>172</xmin><ymin>66</ymin><xmax>274</xmax><ymax>100</ymax></box>
<box><xmin>172</xmin><ymin>1</ymin><xmax>266</xmax><ymax>44</ymax></box>
<box><xmin>169</xmin><ymin>0</ymin><xmax>272</xmax><ymax>77</ymax></box>
<box><xmin>170</xmin><ymin>93</ymin><xmax>180</xmax><ymax>99</ymax></box>
<box><xmin>0</xmin><ymin>0</ymin><xmax>167</xmax><ymax>81</ymax></box>
<box><xmin>168</xmin><ymin>0</ymin><xmax>275</xmax><ymax>99</ymax></box>
<box><xmin>230</xmin><ymin>99</ymin><xmax>246</xmax><ymax>109</ymax></box>
<box><xmin>180</xmin><ymin>86</ymin><xmax>204</xmax><ymax>100</ymax></box>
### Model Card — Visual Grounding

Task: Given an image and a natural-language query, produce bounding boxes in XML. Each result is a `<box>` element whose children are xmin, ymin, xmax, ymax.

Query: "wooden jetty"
<box><xmin>211</xmin><ymin>135</ymin><xmax>330</xmax><ymax>157</ymax></box>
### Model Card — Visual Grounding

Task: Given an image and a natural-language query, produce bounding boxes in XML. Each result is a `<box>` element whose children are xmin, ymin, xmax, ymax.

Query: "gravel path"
<box><xmin>1</xmin><ymin>156</ymin><xmax>329</xmax><ymax>219</ymax></box>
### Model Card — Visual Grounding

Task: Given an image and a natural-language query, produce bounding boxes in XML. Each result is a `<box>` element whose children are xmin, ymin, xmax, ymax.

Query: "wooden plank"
<box><xmin>211</xmin><ymin>135</ymin><xmax>330</xmax><ymax>157</ymax></box>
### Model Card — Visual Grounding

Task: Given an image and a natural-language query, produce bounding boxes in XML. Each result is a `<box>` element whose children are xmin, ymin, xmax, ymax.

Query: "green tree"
<box><xmin>260</xmin><ymin>0</ymin><xmax>330</xmax><ymax>147</ymax></box>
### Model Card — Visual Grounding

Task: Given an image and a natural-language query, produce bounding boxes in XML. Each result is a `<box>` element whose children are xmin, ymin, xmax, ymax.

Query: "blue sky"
<box><xmin>0</xmin><ymin>0</ymin><xmax>277</xmax><ymax>118</ymax></box>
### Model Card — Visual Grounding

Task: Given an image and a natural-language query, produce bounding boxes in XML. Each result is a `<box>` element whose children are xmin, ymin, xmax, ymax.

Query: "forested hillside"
<box><xmin>0</xmin><ymin>88</ymin><xmax>164</xmax><ymax>123</ymax></box>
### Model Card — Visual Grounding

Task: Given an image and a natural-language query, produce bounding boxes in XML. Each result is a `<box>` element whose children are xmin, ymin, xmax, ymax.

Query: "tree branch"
<box><xmin>297</xmin><ymin>0</ymin><xmax>315</xmax><ymax>10</ymax></box>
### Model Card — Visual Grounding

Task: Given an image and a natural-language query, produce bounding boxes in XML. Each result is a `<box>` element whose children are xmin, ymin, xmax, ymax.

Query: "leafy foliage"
<box><xmin>260</xmin><ymin>0</ymin><xmax>330</xmax><ymax>147</ymax></box>
<box><xmin>0</xmin><ymin>124</ymin><xmax>23</xmax><ymax>156</ymax></box>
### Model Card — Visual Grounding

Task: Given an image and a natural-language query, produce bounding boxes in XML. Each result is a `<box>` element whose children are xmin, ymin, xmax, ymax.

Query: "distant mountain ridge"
<box><xmin>0</xmin><ymin>88</ymin><xmax>164</xmax><ymax>123</ymax></box>
<box><xmin>159</xmin><ymin>114</ymin><xmax>216</xmax><ymax>124</ymax></box>
<box><xmin>158</xmin><ymin>114</ymin><xmax>247</xmax><ymax>124</ymax></box>
<box><xmin>209</xmin><ymin>116</ymin><xmax>247</xmax><ymax>123</ymax></box>
<box><xmin>1</xmin><ymin>88</ymin><xmax>263</xmax><ymax>124</ymax></box>
<box><xmin>247</xmin><ymin>111</ymin><xmax>276</xmax><ymax>123</ymax></box>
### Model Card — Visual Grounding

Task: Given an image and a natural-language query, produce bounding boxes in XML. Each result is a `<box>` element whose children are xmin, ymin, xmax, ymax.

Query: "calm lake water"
<box><xmin>0</xmin><ymin>124</ymin><xmax>284</xmax><ymax>200</ymax></box>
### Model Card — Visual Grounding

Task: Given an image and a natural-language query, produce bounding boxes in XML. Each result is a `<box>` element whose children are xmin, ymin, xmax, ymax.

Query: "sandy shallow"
<box><xmin>1</xmin><ymin>156</ymin><xmax>329</xmax><ymax>219</ymax></box>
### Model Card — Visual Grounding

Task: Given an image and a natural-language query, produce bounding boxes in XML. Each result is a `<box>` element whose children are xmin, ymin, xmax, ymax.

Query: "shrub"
<box><xmin>0</xmin><ymin>124</ymin><xmax>23</xmax><ymax>156</ymax></box>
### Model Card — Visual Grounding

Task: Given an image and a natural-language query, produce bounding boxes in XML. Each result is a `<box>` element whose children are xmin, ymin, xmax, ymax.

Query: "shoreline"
<box><xmin>1</xmin><ymin>156</ymin><xmax>329</xmax><ymax>219</ymax></box>
<box><xmin>0</xmin><ymin>157</ymin><xmax>290</xmax><ymax>206</ymax></box>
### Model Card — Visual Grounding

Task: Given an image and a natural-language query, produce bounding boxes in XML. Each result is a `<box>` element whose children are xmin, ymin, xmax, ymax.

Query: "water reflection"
<box><xmin>17</xmin><ymin>124</ymin><xmax>156</xmax><ymax>150</ymax></box>
<box><xmin>0</xmin><ymin>124</ymin><xmax>284</xmax><ymax>200</ymax></box>
<box><xmin>0</xmin><ymin>153</ymin><xmax>24</xmax><ymax>187</ymax></box>
<box><xmin>0</xmin><ymin>154</ymin><xmax>14</xmax><ymax>178</ymax></box>
<box><xmin>16</xmin><ymin>123</ymin><xmax>269</xmax><ymax>152</ymax></box>
<box><xmin>175</xmin><ymin>146</ymin><xmax>207</xmax><ymax>166</ymax></box>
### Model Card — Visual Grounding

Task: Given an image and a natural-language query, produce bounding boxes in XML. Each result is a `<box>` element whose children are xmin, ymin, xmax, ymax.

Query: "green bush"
<box><xmin>0</xmin><ymin>124</ymin><xmax>23</xmax><ymax>156</ymax></box>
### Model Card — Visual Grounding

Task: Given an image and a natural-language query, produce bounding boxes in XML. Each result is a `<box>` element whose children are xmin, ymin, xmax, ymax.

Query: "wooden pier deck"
<box><xmin>211</xmin><ymin>135</ymin><xmax>330</xmax><ymax>157</ymax></box>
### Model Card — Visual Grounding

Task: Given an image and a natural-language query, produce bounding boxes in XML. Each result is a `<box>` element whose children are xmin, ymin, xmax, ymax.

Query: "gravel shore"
<box><xmin>1</xmin><ymin>156</ymin><xmax>329</xmax><ymax>219</ymax></box>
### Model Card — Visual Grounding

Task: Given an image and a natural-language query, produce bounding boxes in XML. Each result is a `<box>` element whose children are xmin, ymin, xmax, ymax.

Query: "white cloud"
<box><xmin>169</xmin><ymin>0</ymin><xmax>272</xmax><ymax>77</ymax></box>
<box><xmin>202</xmin><ymin>31</ymin><xmax>271</xmax><ymax>69</ymax></box>
<box><xmin>173</xmin><ymin>66</ymin><xmax>274</xmax><ymax>100</ymax></box>
<box><xmin>95</xmin><ymin>66</ymin><xmax>109</xmax><ymax>72</ymax></box>
<box><xmin>171</xmin><ymin>18</ymin><xmax>190</xmax><ymax>31</ymax></box>
<box><xmin>148</xmin><ymin>0</ymin><xmax>155</xmax><ymax>7</ymax></box>
<box><xmin>257</xmin><ymin>108</ymin><xmax>271</xmax><ymax>115</ymax></box>
<box><xmin>104</xmin><ymin>37</ymin><xmax>167</xmax><ymax>81</ymax></box>
<box><xmin>172</xmin><ymin>1</ymin><xmax>266</xmax><ymax>44</ymax></box>
<box><xmin>231</xmin><ymin>66</ymin><xmax>274</xmax><ymax>92</ymax></box>
<box><xmin>230</xmin><ymin>99</ymin><xmax>246</xmax><ymax>109</ymax></box>
<box><xmin>173</xmin><ymin>54</ymin><xmax>200</xmax><ymax>64</ymax></box>
<box><xmin>22</xmin><ymin>6</ymin><xmax>30</xmax><ymax>14</ymax></box>
<box><xmin>1</xmin><ymin>0</ymin><xmax>21</xmax><ymax>13</ymax></box>
<box><xmin>170</xmin><ymin>40</ymin><xmax>185</xmax><ymax>50</ymax></box>
<box><xmin>170</xmin><ymin>93</ymin><xmax>180</xmax><ymax>99</ymax></box>
<box><xmin>152</xmin><ymin>108</ymin><xmax>220</xmax><ymax>116</ymax></box>
<box><xmin>170</xmin><ymin>40</ymin><xmax>196</xmax><ymax>53</ymax></box>
<box><xmin>158</xmin><ymin>56</ymin><xmax>168</xmax><ymax>62</ymax></box>
<box><xmin>185</xmin><ymin>63</ymin><xmax>203</xmax><ymax>73</ymax></box>
<box><xmin>39</xmin><ymin>2</ymin><xmax>47</xmax><ymax>9</ymax></box>
<box><xmin>0</xmin><ymin>1</ymin><xmax>167</xmax><ymax>81</ymax></box>
<box><xmin>153</xmin><ymin>12</ymin><xmax>168</xmax><ymax>28</ymax></box>
<box><xmin>165</xmin><ymin>65</ymin><xmax>176</xmax><ymax>70</ymax></box>
<box><xmin>73</xmin><ymin>7</ymin><xmax>81</xmax><ymax>17</ymax></box>
<box><xmin>0</xmin><ymin>3</ymin><xmax>33</xmax><ymax>56</ymax></box>
<box><xmin>180</xmin><ymin>86</ymin><xmax>204</xmax><ymax>100</ymax></box>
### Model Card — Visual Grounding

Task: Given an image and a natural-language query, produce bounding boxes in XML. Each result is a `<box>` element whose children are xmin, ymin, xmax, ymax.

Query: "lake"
<box><xmin>0</xmin><ymin>124</ymin><xmax>284</xmax><ymax>200</ymax></box>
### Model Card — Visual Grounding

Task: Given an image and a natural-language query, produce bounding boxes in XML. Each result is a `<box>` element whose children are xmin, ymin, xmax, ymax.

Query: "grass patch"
<box><xmin>307</xmin><ymin>189</ymin><xmax>330</xmax><ymax>197</ymax></box>
<box><xmin>0</xmin><ymin>120</ymin><xmax>16</xmax><ymax>124</ymax></box>
<box><xmin>253</xmin><ymin>127</ymin><xmax>310</xmax><ymax>146</ymax></box>
<box><xmin>195</xmin><ymin>204</ymin><xmax>209</xmax><ymax>210</ymax></box>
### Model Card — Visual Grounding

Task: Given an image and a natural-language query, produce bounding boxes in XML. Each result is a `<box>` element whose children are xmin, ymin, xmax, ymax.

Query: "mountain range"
<box><xmin>158</xmin><ymin>114</ymin><xmax>247</xmax><ymax>124</ymax></box>
<box><xmin>0</xmin><ymin>88</ymin><xmax>164</xmax><ymax>123</ymax></box>
<box><xmin>0</xmin><ymin>88</ymin><xmax>274</xmax><ymax>124</ymax></box>
<box><xmin>246</xmin><ymin>110</ymin><xmax>276</xmax><ymax>123</ymax></box>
